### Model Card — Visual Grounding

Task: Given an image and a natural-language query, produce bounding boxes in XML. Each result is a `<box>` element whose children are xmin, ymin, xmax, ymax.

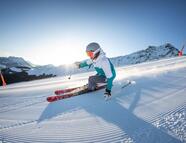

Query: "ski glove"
<box><xmin>74</xmin><ymin>62</ymin><xmax>81</xmax><ymax>68</ymax></box>
<box><xmin>104</xmin><ymin>88</ymin><xmax>111</xmax><ymax>96</ymax></box>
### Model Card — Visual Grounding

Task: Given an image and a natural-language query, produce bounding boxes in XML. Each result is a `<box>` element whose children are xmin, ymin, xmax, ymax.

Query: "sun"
<box><xmin>29</xmin><ymin>38</ymin><xmax>88</xmax><ymax>66</ymax></box>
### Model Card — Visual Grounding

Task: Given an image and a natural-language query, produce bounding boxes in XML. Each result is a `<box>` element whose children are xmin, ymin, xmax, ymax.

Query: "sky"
<box><xmin>0</xmin><ymin>0</ymin><xmax>186</xmax><ymax>66</ymax></box>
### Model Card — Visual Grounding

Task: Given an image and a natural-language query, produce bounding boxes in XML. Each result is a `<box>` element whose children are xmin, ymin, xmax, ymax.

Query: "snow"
<box><xmin>0</xmin><ymin>64</ymin><xmax>6</xmax><ymax>70</ymax></box>
<box><xmin>0</xmin><ymin>56</ymin><xmax>186</xmax><ymax>143</ymax></box>
<box><xmin>9</xmin><ymin>67</ymin><xmax>22</xmax><ymax>72</ymax></box>
<box><xmin>0</xmin><ymin>56</ymin><xmax>32</xmax><ymax>68</ymax></box>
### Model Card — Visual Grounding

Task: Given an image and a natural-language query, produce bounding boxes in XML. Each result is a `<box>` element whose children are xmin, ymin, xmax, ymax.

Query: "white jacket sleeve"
<box><xmin>101</xmin><ymin>58</ymin><xmax>113</xmax><ymax>78</ymax></box>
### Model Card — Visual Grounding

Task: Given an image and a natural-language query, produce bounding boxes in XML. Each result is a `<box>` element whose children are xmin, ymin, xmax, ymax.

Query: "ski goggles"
<box><xmin>86</xmin><ymin>51</ymin><xmax>94</xmax><ymax>58</ymax></box>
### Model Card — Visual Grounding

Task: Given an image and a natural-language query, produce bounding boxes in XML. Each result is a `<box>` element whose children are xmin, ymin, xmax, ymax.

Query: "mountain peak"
<box><xmin>111</xmin><ymin>43</ymin><xmax>179</xmax><ymax>67</ymax></box>
<box><xmin>0</xmin><ymin>56</ymin><xmax>32</xmax><ymax>68</ymax></box>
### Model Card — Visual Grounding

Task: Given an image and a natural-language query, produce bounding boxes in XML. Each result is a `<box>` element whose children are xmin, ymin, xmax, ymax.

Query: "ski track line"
<box><xmin>152</xmin><ymin>105</ymin><xmax>185</xmax><ymax>142</ymax></box>
<box><xmin>1</xmin><ymin>123</ymin><xmax>128</xmax><ymax>143</ymax></box>
<box><xmin>143</xmin><ymin>103</ymin><xmax>186</xmax><ymax>124</ymax></box>
<box><xmin>0</xmin><ymin>93</ymin><xmax>50</xmax><ymax>113</ymax></box>
<box><xmin>0</xmin><ymin>99</ymin><xmax>46</xmax><ymax>113</ymax></box>
<box><xmin>0</xmin><ymin>93</ymin><xmax>49</xmax><ymax>108</ymax></box>
<box><xmin>0</xmin><ymin>104</ymin><xmax>184</xmax><ymax>143</ymax></box>
<box><xmin>135</xmin><ymin>85</ymin><xmax>186</xmax><ymax>109</ymax></box>
<box><xmin>1</xmin><ymin>131</ymin><xmax>127</xmax><ymax>143</ymax></box>
<box><xmin>0</xmin><ymin>110</ymin><xmax>121</xmax><ymax>133</ymax></box>
<box><xmin>22</xmin><ymin>131</ymin><xmax>124</xmax><ymax>141</ymax></box>
<box><xmin>1</xmin><ymin>135</ymin><xmax>127</xmax><ymax>143</ymax></box>
<box><xmin>0</xmin><ymin>120</ymin><xmax>38</xmax><ymax>130</ymax></box>
<box><xmin>0</xmin><ymin>93</ymin><xmax>185</xmax><ymax>142</ymax></box>
<box><xmin>0</xmin><ymin>122</ymin><xmax>136</xmax><ymax>143</ymax></box>
<box><xmin>131</xmin><ymin>95</ymin><xmax>186</xmax><ymax>123</ymax></box>
<box><xmin>1</xmin><ymin>104</ymin><xmax>185</xmax><ymax>142</ymax></box>
<box><xmin>1</xmin><ymin>128</ymin><xmax>124</xmax><ymax>139</ymax></box>
<box><xmin>0</xmin><ymin>102</ymin><xmax>131</xmax><ymax>143</ymax></box>
<box><xmin>133</xmin><ymin>107</ymin><xmax>185</xmax><ymax>143</ymax></box>
<box><xmin>116</xmin><ymin>78</ymin><xmax>185</xmax><ymax>122</ymax></box>
<box><xmin>126</xmin><ymin>105</ymin><xmax>185</xmax><ymax>143</ymax></box>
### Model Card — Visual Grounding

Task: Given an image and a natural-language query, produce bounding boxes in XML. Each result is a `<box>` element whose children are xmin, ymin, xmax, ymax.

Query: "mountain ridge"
<box><xmin>0</xmin><ymin>43</ymin><xmax>181</xmax><ymax>85</ymax></box>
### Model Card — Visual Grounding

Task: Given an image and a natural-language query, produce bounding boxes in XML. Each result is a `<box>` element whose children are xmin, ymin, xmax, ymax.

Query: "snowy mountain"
<box><xmin>0</xmin><ymin>56</ymin><xmax>185</xmax><ymax>143</ymax></box>
<box><xmin>110</xmin><ymin>43</ymin><xmax>179</xmax><ymax>66</ymax></box>
<box><xmin>0</xmin><ymin>43</ymin><xmax>180</xmax><ymax>85</ymax></box>
<box><xmin>0</xmin><ymin>58</ymin><xmax>55</xmax><ymax>85</ymax></box>
<box><xmin>0</xmin><ymin>56</ymin><xmax>32</xmax><ymax>68</ymax></box>
<box><xmin>0</xmin><ymin>64</ymin><xmax>6</xmax><ymax>70</ymax></box>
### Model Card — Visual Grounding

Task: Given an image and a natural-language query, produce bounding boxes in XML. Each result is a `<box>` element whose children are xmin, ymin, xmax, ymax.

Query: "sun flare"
<box><xmin>29</xmin><ymin>38</ymin><xmax>88</xmax><ymax>66</ymax></box>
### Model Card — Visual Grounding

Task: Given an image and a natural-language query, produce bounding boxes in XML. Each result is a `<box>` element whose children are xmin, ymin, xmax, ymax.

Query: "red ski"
<box><xmin>54</xmin><ymin>83</ymin><xmax>107</xmax><ymax>95</ymax></box>
<box><xmin>47</xmin><ymin>84</ymin><xmax>106</xmax><ymax>102</ymax></box>
<box><xmin>55</xmin><ymin>86</ymin><xmax>81</xmax><ymax>95</ymax></box>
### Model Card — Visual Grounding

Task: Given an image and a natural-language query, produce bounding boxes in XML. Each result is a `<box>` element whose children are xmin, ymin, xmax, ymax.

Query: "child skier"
<box><xmin>75</xmin><ymin>42</ymin><xmax>116</xmax><ymax>98</ymax></box>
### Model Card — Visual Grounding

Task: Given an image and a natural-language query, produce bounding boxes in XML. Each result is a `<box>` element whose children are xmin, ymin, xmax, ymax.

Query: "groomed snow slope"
<box><xmin>0</xmin><ymin>56</ymin><xmax>186</xmax><ymax>143</ymax></box>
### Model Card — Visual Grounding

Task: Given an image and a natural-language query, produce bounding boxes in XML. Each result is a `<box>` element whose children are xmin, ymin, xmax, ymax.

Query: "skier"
<box><xmin>75</xmin><ymin>42</ymin><xmax>116</xmax><ymax>98</ymax></box>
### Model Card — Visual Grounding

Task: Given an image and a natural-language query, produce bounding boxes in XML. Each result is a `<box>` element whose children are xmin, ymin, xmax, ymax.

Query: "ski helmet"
<box><xmin>86</xmin><ymin>42</ymin><xmax>101</xmax><ymax>59</ymax></box>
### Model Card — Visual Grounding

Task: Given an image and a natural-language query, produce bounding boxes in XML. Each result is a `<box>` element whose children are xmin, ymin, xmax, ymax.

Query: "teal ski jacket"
<box><xmin>79</xmin><ymin>50</ymin><xmax>116</xmax><ymax>91</ymax></box>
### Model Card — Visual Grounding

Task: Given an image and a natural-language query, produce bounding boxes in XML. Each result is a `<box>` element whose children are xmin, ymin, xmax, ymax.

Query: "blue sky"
<box><xmin>0</xmin><ymin>0</ymin><xmax>186</xmax><ymax>65</ymax></box>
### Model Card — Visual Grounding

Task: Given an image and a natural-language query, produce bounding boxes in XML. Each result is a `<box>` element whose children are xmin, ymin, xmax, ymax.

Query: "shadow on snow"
<box><xmin>38</xmin><ymin>76</ymin><xmax>182</xmax><ymax>143</ymax></box>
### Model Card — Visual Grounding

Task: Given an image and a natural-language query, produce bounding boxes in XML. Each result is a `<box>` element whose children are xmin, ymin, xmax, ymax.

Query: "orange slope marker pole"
<box><xmin>0</xmin><ymin>71</ymin><xmax>6</xmax><ymax>86</ymax></box>
<box><xmin>178</xmin><ymin>44</ymin><xmax>185</xmax><ymax>57</ymax></box>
